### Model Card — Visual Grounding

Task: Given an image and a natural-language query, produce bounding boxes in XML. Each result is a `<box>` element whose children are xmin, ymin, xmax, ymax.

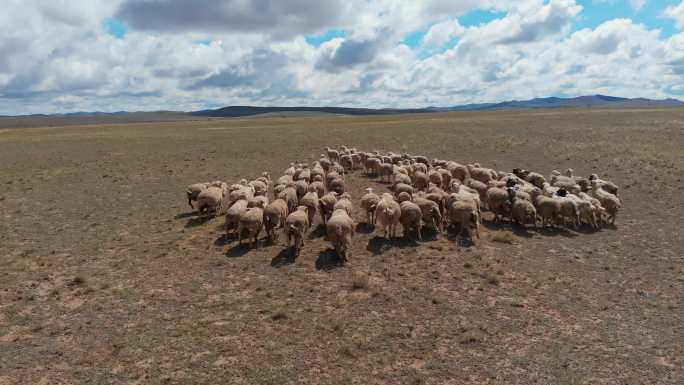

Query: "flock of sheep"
<box><xmin>185</xmin><ymin>146</ymin><xmax>621</xmax><ymax>259</ymax></box>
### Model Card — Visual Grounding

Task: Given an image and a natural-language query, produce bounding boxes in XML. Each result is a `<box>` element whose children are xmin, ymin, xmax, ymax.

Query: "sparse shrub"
<box><xmin>67</xmin><ymin>276</ymin><xmax>85</xmax><ymax>287</ymax></box>
<box><xmin>491</xmin><ymin>231</ymin><xmax>515</xmax><ymax>244</ymax></box>
<box><xmin>271</xmin><ymin>312</ymin><xmax>287</xmax><ymax>321</ymax></box>
<box><xmin>351</xmin><ymin>271</ymin><xmax>369</xmax><ymax>290</ymax></box>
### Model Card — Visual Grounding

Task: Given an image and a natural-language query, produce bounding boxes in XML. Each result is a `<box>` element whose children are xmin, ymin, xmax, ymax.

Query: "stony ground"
<box><xmin>0</xmin><ymin>108</ymin><xmax>682</xmax><ymax>384</ymax></box>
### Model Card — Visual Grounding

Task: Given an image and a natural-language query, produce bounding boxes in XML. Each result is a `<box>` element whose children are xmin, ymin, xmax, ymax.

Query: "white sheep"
<box><xmin>284</xmin><ymin>206</ymin><xmax>310</xmax><ymax>256</ymax></box>
<box><xmin>374</xmin><ymin>193</ymin><xmax>401</xmax><ymax>239</ymax></box>
<box><xmin>400</xmin><ymin>200</ymin><xmax>423</xmax><ymax>241</ymax></box>
<box><xmin>589</xmin><ymin>180</ymin><xmax>620</xmax><ymax>224</ymax></box>
<box><xmin>263</xmin><ymin>198</ymin><xmax>288</xmax><ymax>242</ymax></box>
<box><xmin>196</xmin><ymin>183</ymin><xmax>228</xmax><ymax>217</ymax></box>
<box><xmin>225</xmin><ymin>199</ymin><xmax>249</xmax><ymax>238</ymax></box>
<box><xmin>237</xmin><ymin>200</ymin><xmax>265</xmax><ymax>248</ymax></box>
<box><xmin>360</xmin><ymin>188</ymin><xmax>380</xmax><ymax>226</ymax></box>
<box><xmin>325</xmin><ymin>208</ymin><xmax>355</xmax><ymax>259</ymax></box>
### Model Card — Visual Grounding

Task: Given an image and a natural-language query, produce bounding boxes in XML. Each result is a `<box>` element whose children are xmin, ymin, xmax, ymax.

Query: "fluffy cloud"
<box><xmin>1</xmin><ymin>0</ymin><xmax>684</xmax><ymax>114</ymax></box>
<box><xmin>116</xmin><ymin>0</ymin><xmax>342</xmax><ymax>38</ymax></box>
<box><xmin>423</xmin><ymin>20</ymin><xmax>465</xmax><ymax>47</ymax></box>
<box><xmin>665</xmin><ymin>2</ymin><xmax>684</xmax><ymax>29</ymax></box>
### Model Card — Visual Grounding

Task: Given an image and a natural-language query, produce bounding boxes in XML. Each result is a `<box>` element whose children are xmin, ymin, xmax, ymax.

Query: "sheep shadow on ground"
<box><xmin>444</xmin><ymin>228</ymin><xmax>477</xmax><ymax>247</ymax></box>
<box><xmin>366</xmin><ymin>235</ymin><xmax>419</xmax><ymax>256</ymax></box>
<box><xmin>536</xmin><ymin>226</ymin><xmax>579</xmax><ymax>238</ymax></box>
<box><xmin>355</xmin><ymin>222</ymin><xmax>375</xmax><ymax>235</ymax></box>
<box><xmin>315</xmin><ymin>248</ymin><xmax>346</xmax><ymax>271</ymax></box>
<box><xmin>307</xmin><ymin>224</ymin><xmax>327</xmax><ymax>240</ymax></box>
<box><xmin>185</xmin><ymin>215</ymin><xmax>212</xmax><ymax>228</ymax></box>
<box><xmin>214</xmin><ymin>234</ymin><xmax>235</xmax><ymax>247</ymax></box>
<box><xmin>271</xmin><ymin>247</ymin><xmax>297</xmax><ymax>268</ymax></box>
<box><xmin>174</xmin><ymin>212</ymin><xmax>196</xmax><ymax>220</ymax></box>
<box><xmin>225</xmin><ymin>243</ymin><xmax>254</xmax><ymax>258</ymax></box>
<box><xmin>509</xmin><ymin>224</ymin><xmax>536</xmax><ymax>238</ymax></box>
<box><xmin>419</xmin><ymin>227</ymin><xmax>442</xmax><ymax>242</ymax></box>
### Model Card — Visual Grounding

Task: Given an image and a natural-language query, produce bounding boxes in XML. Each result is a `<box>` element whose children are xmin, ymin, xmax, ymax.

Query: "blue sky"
<box><xmin>2</xmin><ymin>0</ymin><xmax>684</xmax><ymax>114</ymax></box>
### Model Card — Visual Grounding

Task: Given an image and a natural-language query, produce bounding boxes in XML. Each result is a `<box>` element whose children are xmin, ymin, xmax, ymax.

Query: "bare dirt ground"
<box><xmin>0</xmin><ymin>108</ymin><xmax>682</xmax><ymax>384</ymax></box>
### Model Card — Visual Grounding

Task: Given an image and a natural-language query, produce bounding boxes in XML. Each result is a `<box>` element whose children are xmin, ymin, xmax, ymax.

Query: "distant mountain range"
<box><xmin>3</xmin><ymin>95</ymin><xmax>682</xmax><ymax>121</ymax></box>
<box><xmin>192</xmin><ymin>95</ymin><xmax>683</xmax><ymax>117</ymax></box>
<box><xmin>426</xmin><ymin>95</ymin><xmax>684</xmax><ymax>112</ymax></box>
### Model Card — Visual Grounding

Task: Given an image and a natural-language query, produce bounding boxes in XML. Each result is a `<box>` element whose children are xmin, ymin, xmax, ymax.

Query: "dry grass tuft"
<box><xmin>351</xmin><ymin>271</ymin><xmax>370</xmax><ymax>290</ymax></box>
<box><xmin>491</xmin><ymin>231</ymin><xmax>516</xmax><ymax>244</ymax></box>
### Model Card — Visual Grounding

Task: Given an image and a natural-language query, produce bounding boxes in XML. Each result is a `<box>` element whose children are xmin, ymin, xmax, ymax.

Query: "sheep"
<box><xmin>225</xmin><ymin>199</ymin><xmax>249</xmax><ymax>238</ymax></box>
<box><xmin>578</xmin><ymin>192</ymin><xmax>605</xmax><ymax>228</ymax></box>
<box><xmin>284</xmin><ymin>163</ymin><xmax>296</xmax><ymax>176</ymax></box>
<box><xmin>466</xmin><ymin>179</ymin><xmax>488</xmax><ymax>208</ymax></box>
<box><xmin>589</xmin><ymin>180</ymin><xmax>620</xmax><ymax>224</ymax></box>
<box><xmin>340</xmin><ymin>155</ymin><xmax>354</xmax><ymax>172</ymax></box>
<box><xmin>554</xmin><ymin>189</ymin><xmax>580</xmax><ymax>228</ymax></box>
<box><xmin>564</xmin><ymin>193</ymin><xmax>598</xmax><ymax>229</ymax></box>
<box><xmin>299</xmin><ymin>190</ymin><xmax>319</xmax><ymax>226</ymax></box>
<box><xmin>311</xmin><ymin>163</ymin><xmax>325</xmax><ymax>181</ymax></box>
<box><xmin>278</xmin><ymin>184</ymin><xmax>298</xmax><ymax>214</ymax></box>
<box><xmin>411</xmin><ymin>162</ymin><xmax>428</xmax><ymax>176</ymax></box>
<box><xmin>249</xmin><ymin>195</ymin><xmax>269</xmax><ymax>209</ymax></box>
<box><xmin>589</xmin><ymin>174</ymin><xmax>619</xmax><ymax>196</ymax></box>
<box><xmin>248</xmin><ymin>179</ymin><xmax>268</xmax><ymax>197</ymax></box>
<box><xmin>530</xmin><ymin>188</ymin><xmax>561</xmax><ymax>227</ymax></box>
<box><xmin>329</xmin><ymin>178</ymin><xmax>346</xmax><ymax>195</ymax></box>
<box><xmin>378</xmin><ymin>163</ymin><xmax>394</xmax><ymax>183</ymax></box>
<box><xmin>228</xmin><ymin>185</ymin><xmax>254</xmax><ymax>205</ymax></box>
<box><xmin>447</xmin><ymin>198</ymin><xmax>480</xmax><ymax>240</ymax></box>
<box><xmin>392</xmin><ymin>172</ymin><xmax>412</xmax><ymax>186</ymax></box>
<box><xmin>486</xmin><ymin>187</ymin><xmax>510</xmax><ymax>222</ymax></box>
<box><xmin>318</xmin><ymin>191</ymin><xmax>339</xmax><ymax>225</ymax></box>
<box><xmin>237</xmin><ymin>200</ymin><xmax>265</xmax><ymax>248</ymax></box>
<box><xmin>186</xmin><ymin>182</ymin><xmax>209</xmax><ymax>209</ymax></box>
<box><xmin>525</xmin><ymin>172</ymin><xmax>547</xmax><ymax>189</ymax></box>
<box><xmin>256</xmin><ymin>172</ymin><xmax>271</xmax><ymax>186</ymax></box>
<box><xmin>364</xmin><ymin>157</ymin><xmax>381</xmax><ymax>176</ymax></box>
<box><xmin>447</xmin><ymin>162</ymin><xmax>469</xmax><ymax>183</ymax></box>
<box><xmin>325</xmin><ymin>147</ymin><xmax>340</xmax><ymax>162</ymax></box>
<box><xmin>414</xmin><ymin>197</ymin><xmax>443</xmax><ymax>234</ymax></box>
<box><xmin>308</xmin><ymin>181</ymin><xmax>325</xmax><ymax>200</ymax></box>
<box><xmin>550</xmin><ymin>175</ymin><xmax>580</xmax><ymax>193</ymax></box>
<box><xmin>428</xmin><ymin>170</ymin><xmax>443</xmax><ymax>189</ymax></box>
<box><xmin>413</xmin><ymin>155</ymin><xmax>431</xmax><ymax>167</ymax></box>
<box><xmin>318</xmin><ymin>155</ymin><xmax>332</xmax><ymax>173</ymax></box>
<box><xmin>467</xmin><ymin>164</ymin><xmax>497</xmax><ymax>184</ymax></box>
<box><xmin>263</xmin><ymin>198</ymin><xmax>288</xmax><ymax>242</ymax></box>
<box><xmin>273</xmin><ymin>184</ymin><xmax>286</xmax><ymax>197</ymax></box>
<box><xmin>330</xmin><ymin>162</ymin><xmax>345</xmax><ymax>176</ymax></box>
<box><xmin>393</xmin><ymin>183</ymin><xmax>414</xmax><ymax>199</ymax></box>
<box><xmin>375</xmin><ymin>193</ymin><xmax>401</xmax><ymax>240</ymax></box>
<box><xmin>325</xmin><ymin>171</ymin><xmax>342</xmax><ymax>191</ymax></box>
<box><xmin>284</xmin><ymin>206</ymin><xmax>310</xmax><ymax>256</ymax></box>
<box><xmin>325</xmin><ymin>208</ymin><xmax>355</xmax><ymax>259</ymax></box>
<box><xmin>351</xmin><ymin>153</ymin><xmax>362</xmax><ymax>169</ymax></box>
<box><xmin>276</xmin><ymin>174</ymin><xmax>293</xmax><ymax>187</ymax></box>
<box><xmin>412</xmin><ymin>171</ymin><xmax>429</xmax><ymax>191</ymax></box>
<box><xmin>295</xmin><ymin>179</ymin><xmax>308</xmax><ymax>200</ymax></box>
<box><xmin>507</xmin><ymin>188</ymin><xmax>537</xmax><ymax>228</ymax></box>
<box><xmin>333</xmin><ymin>192</ymin><xmax>353</xmax><ymax>217</ymax></box>
<box><xmin>400</xmin><ymin>200</ymin><xmax>423</xmax><ymax>241</ymax></box>
<box><xmin>196</xmin><ymin>184</ymin><xmax>228</xmax><ymax>217</ymax></box>
<box><xmin>396</xmin><ymin>191</ymin><xmax>412</xmax><ymax>203</ymax></box>
<box><xmin>437</xmin><ymin>168</ymin><xmax>452</xmax><ymax>190</ymax></box>
<box><xmin>298</xmin><ymin>166</ymin><xmax>312</xmax><ymax>183</ymax></box>
<box><xmin>360</xmin><ymin>188</ymin><xmax>380</xmax><ymax>226</ymax></box>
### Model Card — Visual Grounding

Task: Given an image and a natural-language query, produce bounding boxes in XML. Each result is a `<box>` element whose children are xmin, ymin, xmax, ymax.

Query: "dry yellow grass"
<box><xmin>0</xmin><ymin>108</ymin><xmax>683</xmax><ymax>384</ymax></box>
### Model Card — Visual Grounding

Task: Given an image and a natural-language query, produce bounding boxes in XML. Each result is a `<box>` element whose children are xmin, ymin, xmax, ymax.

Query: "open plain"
<box><xmin>0</xmin><ymin>108</ymin><xmax>683</xmax><ymax>384</ymax></box>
